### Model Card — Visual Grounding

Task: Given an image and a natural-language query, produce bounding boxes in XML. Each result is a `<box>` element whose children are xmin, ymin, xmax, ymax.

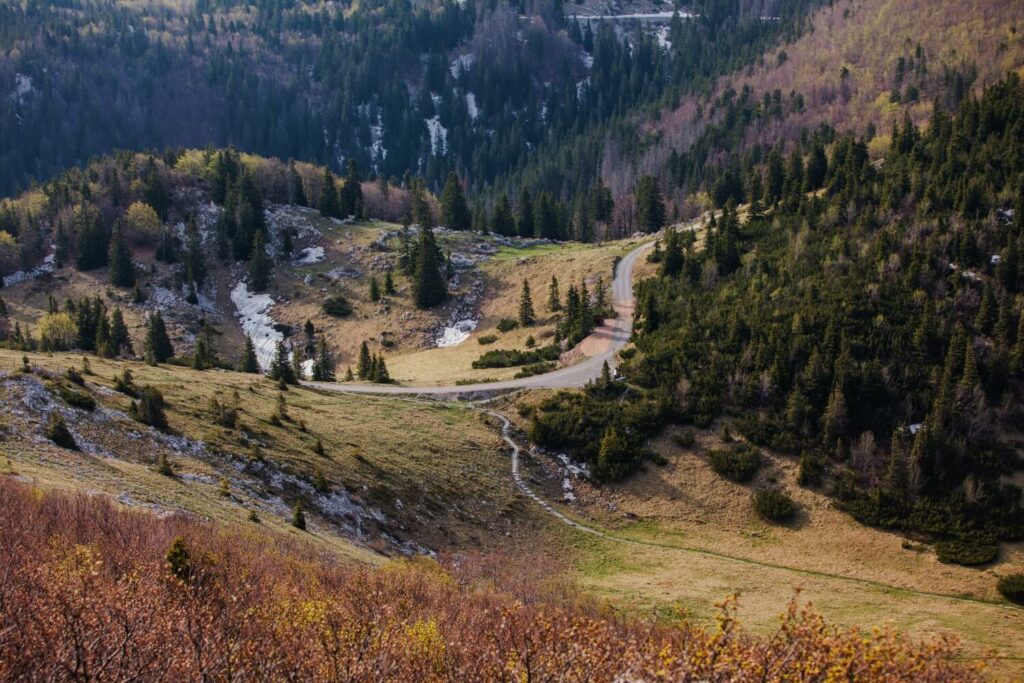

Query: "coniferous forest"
<box><xmin>532</xmin><ymin>74</ymin><xmax>1024</xmax><ymax>562</ymax></box>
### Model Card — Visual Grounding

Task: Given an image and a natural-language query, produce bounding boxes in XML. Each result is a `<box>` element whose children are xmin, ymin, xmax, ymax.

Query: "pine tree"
<box><xmin>108</xmin><ymin>224</ymin><xmax>135</xmax><ymax>288</ymax></box>
<box><xmin>413</xmin><ymin>226</ymin><xmax>447</xmax><ymax>309</ymax></box>
<box><xmin>635</xmin><ymin>175</ymin><xmax>665</xmax><ymax>233</ymax></box>
<box><xmin>344</xmin><ymin>366</ymin><xmax>355</xmax><ymax>381</ymax></box>
<box><xmin>339</xmin><ymin>159</ymin><xmax>363</xmax><ymax>218</ymax></box>
<box><xmin>492</xmin><ymin>193</ymin><xmax>515</xmax><ymax>236</ymax></box>
<box><xmin>134</xmin><ymin>385</ymin><xmax>168</xmax><ymax>429</ymax></box>
<box><xmin>357</xmin><ymin>341</ymin><xmax>372</xmax><ymax>380</ymax></box>
<box><xmin>241</xmin><ymin>335</ymin><xmax>260</xmax><ymax>373</ymax></box>
<box><xmin>384</xmin><ymin>270</ymin><xmax>396</xmax><ymax>295</ymax></box>
<box><xmin>312</xmin><ymin>336</ymin><xmax>336</xmax><ymax>381</ymax></box>
<box><xmin>319</xmin><ymin>167</ymin><xmax>341</xmax><ymax>218</ymax></box>
<box><xmin>373</xmin><ymin>354</ymin><xmax>391</xmax><ymax>383</ymax></box>
<box><xmin>660</xmin><ymin>227</ymin><xmax>683</xmax><ymax>277</ymax></box>
<box><xmin>291</xmin><ymin>344</ymin><xmax>304</xmax><ymax>380</ymax></box>
<box><xmin>548</xmin><ymin>275</ymin><xmax>561</xmax><ymax>312</ymax></box>
<box><xmin>248</xmin><ymin>231</ymin><xmax>272</xmax><ymax>291</ymax></box>
<box><xmin>288</xmin><ymin>160</ymin><xmax>307</xmax><ymax>207</ymax></box>
<box><xmin>821</xmin><ymin>385</ymin><xmax>849</xmax><ymax>444</ymax></box>
<box><xmin>369</xmin><ymin>277</ymin><xmax>381</xmax><ymax>302</ymax></box>
<box><xmin>268</xmin><ymin>340</ymin><xmax>297</xmax><ymax>384</ymax></box>
<box><xmin>518</xmin><ymin>280</ymin><xmax>535</xmax><ymax>326</ymax></box>
<box><xmin>144</xmin><ymin>312</ymin><xmax>174</xmax><ymax>364</ymax></box>
<box><xmin>517</xmin><ymin>188</ymin><xmax>535</xmax><ymax>238</ymax></box>
<box><xmin>440</xmin><ymin>171</ymin><xmax>472</xmax><ymax>231</ymax></box>
<box><xmin>410</xmin><ymin>178</ymin><xmax>433</xmax><ymax>228</ymax></box>
<box><xmin>292</xmin><ymin>501</ymin><xmax>306</xmax><ymax>530</ymax></box>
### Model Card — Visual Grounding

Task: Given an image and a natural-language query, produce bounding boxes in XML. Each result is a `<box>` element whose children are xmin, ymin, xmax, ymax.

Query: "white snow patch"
<box><xmin>297</xmin><ymin>246</ymin><xmax>325</xmax><ymax>264</ymax></box>
<box><xmin>231</xmin><ymin>281</ymin><xmax>281</xmax><ymax>371</ymax></box>
<box><xmin>426</xmin><ymin>116</ymin><xmax>448</xmax><ymax>155</ymax></box>
<box><xmin>909</xmin><ymin>423</ymin><xmax>923</xmax><ymax>435</ymax></box>
<box><xmin>556</xmin><ymin>453</ymin><xmax>591</xmax><ymax>479</ymax></box>
<box><xmin>450</xmin><ymin>53</ymin><xmax>475</xmax><ymax>78</ymax></box>
<box><xmin>466</xmin><ymin>92</ymin><xmax>479</xmax><ymax>120</ymax></box>
<box><xmin>580</xmin><ymin>52</ymin><xmax>594</xmax><ymax>69</ymax></box>
<box><xmin>436</xmin><ymin>319</ymin><xmax>477</xmax><ymax>348</ymax></box>
<box><xmin>301</xmin><ymin>358</ymin><xmax>314</xmax><ymax>379</ymax></box>
<box><xmin>10</xmin><ymin>73</ymin><xmax>32</xmax><ymax>103</ymax></box>
<box><xmin>655</xmin><ymin>25</ymin><xmax>671</xmax><ymax>49</ymax></box>
<box><xmin>2</xmin><ymin>250</ymin><xmax>54</xmax><ymax>287</ymax></box>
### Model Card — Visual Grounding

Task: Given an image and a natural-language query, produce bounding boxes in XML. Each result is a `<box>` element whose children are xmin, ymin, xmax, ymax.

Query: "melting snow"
<box><xmin>450</xmin><ymin>53</ymin><xmax>475</xmax><ymax>78</ymax></box>
<box><xmin>10</xmin><ymin>73</ymin><xmax>32</xmax><ymax>103</ymax></box>
<box><xmin>2</xmin><ymin>250</ymin><xmax>55</xmax><ymax>287</ymax></box>
<box><xmin>426</xmin><ymin>116</ymin><xmax>448</xmax><ymax>155</ymax></box>
<box><xmin>231</xmin><ymin>281</ymin><xmax>281</xmax><ymax>370</ymax></box>
<box><xmin>557</xmin><ymin>453</ymin><xmax>591</xmax><ymax>479</ymax></box>
<box><xmin>436</xmin><ymin>319</ymin><xmax>477</xmax><ymax>348</ymax></box>
<box><xmin>466</xmin><ymin>92</ymin><xmax>479</xmax><ymax>120</ymax></box>
<box><xmin>297</xmin><ymin>246</ymin><xmax>325</xmax><ymax>264</ymax></box>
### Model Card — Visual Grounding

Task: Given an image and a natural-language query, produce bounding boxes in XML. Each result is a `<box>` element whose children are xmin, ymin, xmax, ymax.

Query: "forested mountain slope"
<box><xmin>0</xmin><ymin>0</ymin><xmax>818</xmax><ymax>210</ymax></box>
<box><xmin>530</xmin><ymin>74</ymin><xmax>1024</xmax><ymax>571</ymax></box>
<box><xmin>594</xmin><ymin>0</ymin><xmax>1024</xmax><ymax>215</ymax></box>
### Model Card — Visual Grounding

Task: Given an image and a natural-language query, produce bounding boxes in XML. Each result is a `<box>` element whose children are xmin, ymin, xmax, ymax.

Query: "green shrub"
<box><xmin>496</xmin><ymin>318</ymin><xmax>519</xmax><ymax>333</ymax></box>
<box><xmin>672</xmin><ymin>430</ymin><xmax>695</xmax><ymax>448</ymax></box>
<box><xmin>473</xmin><ymin>345</ymin><xmax>560</xmax><ymax>369</ymax></box>
<box><xmin>322</xmin><ymin>295</ymin><xmax>353</xmax><ymax>317</ymax></box>
<box><xmin>132</xmin><ymin>385</ymin><xmax>168</xmax><ymax>429</ymax></box>
<box><xmin>935</xmin><ymin>537</ymin><xmax>999</xmax><ymax>566</ymax></box>
<box><xmin>753</xmin><ymin>487</ymin><xmax>796</xmax><ymax>522</ymax></box>
<box><xmin>45</xmin><ymin>412</ymin><xmax>77</xmax><ymax>450</ymax></box>
<box><xmin>477</xmin><ymin>334</ymin><xmax>498</xmax><ymax>345</ymax></box>
<box><xmin>58</xmin><ymin>384</ymin><xmax>96</xmax><ymax>411</ymax></box>
<box><xmin>65</xmin><ymin>367</ymin><xmax>85</xmax><ymax>385</ymax></box>
<box><xmin>707</xmin><ymin>443</ymin><xmax>761</xmax><ymax>482</ymax></box>
<box><xmin>797</xmin><ymin>451</ymin><xmax>825</xmax><ymax>487</ymax></box>
<box><xmin>996</xmin><ymin>573</ymin><xmax>1024</xmax><ymax>604</ymax></box>
<box><xmin>514</xmin><ymin>362</ymin><xmax>555</xmax><ymax>378</ymax></box>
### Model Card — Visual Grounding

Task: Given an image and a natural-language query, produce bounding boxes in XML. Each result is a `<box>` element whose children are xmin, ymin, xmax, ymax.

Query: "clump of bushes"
<box><xmin>321</xmin><ymin>295</ymin><xmax>353</xmax><ymax>317</ymax></box>
<box><xmin>996</xmin><ymin>573</ymin><xmax>1024</xmax><ymax>604</ymax></box>
<box><xmin>753</xmin><ymin>487</ymin><xmax>796</xmax><ymax>523</ymax></box>
<box><xmin>672</xmin><ymin>430</ymin><xmax>695</xmax><ymax>448</ymax></box>
<box><xmin>45</xmin><ymin>412</ymin><xmax>77</xmax><ymax>450</ymax></box>
<box><xmin>477</xmin><ymin>334</ymin><xmax>498</xmax><ymax>345</ymax></box>
<box><xmin>57</xmin><ymin>384</ymin><xmax>96</xmax><ymax>411</ymax></box>
<box><xmin>131</xmin><ymin>385</ymin><xmax>168</xmax><ymax>429</ymax></box>
<box><xmin>473</xmin><ymin>345</ymin><xmax>560</xmax><ymax>369</ymax></box>
<box><xmin>514</xmin><ymin>362</ymin><xmax>555</xmax><ymax>378</ymax></box>
<box><xmin>935</xmin><ymin>537</ymin><xmax>999</xmax><ymax>566</ymax></box>
<box><xmin>707</xmin><ymin>443</ymin><xmax>761</xmax><ymax>482</ymax></box>
<box><xmin>113</xmin><ymin>369</ymin><xmax>138</xmax><ymax>397</ymax></box>
<box><xmin>496</xmin><ymin>318</ymin><xmax>519</xmax><ymax>333</ymax></box>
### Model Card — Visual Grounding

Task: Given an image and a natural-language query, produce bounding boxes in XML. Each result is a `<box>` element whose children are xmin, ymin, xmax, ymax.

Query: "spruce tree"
<box><xmin>410</xmin><ymin>178</ymin><xmax>434</xmax><ymax>228</ymax></box>
<box><xmin>319</xmin><ymin>167</ymin><xmax>341</xmax><ymax>218</ymax></box>
<box><xmin>548</xmin><ymin>275</ymin><xmax>561</xmax><ymax>312</ymax></box>
<box><xmin>440</xmin><ymin>171</ymin><xmax>472</xmax><ymax>231</ymax></box>
<box><xmin>144</xmin><ymin>312</ymin><xmax>174</xmax><ymax>364</ymax></box>
<box><xmin>660</xmin><ymin>227</ymin><xmax>683</xmax><ymax>277</ymax></box>
<box><xmin>413</xmin><ymin>226</ymin><xmax>447</xmax><ymax>309</ymax></box>
<box><xmin>517</xmin><ymin>188</ymin><xmax>535</xmax><ymax>238</ymax></box>
<box><xmin>384</xmin><ymin>270</ymin><xmax>396</xmax><ymax>295</ymax></box>
<box><xmin>292</xmin><ymin>501</ymin><xmax>306</xmax><ymax>530</ymax></box>
<box><xmin>340</xmin><ymin>159</ymin><xmax>363</xmax><ymax>218</ymax></box>
<box><xmin>241</xmin><ymin>335</ymin><xmax>260</xmax><ymax>373</ymax></box>
<box><xmin>369</xmin><ymin>277</ymin><xmax>381</xmax><ymax>302</ymax></box>
<box><xmin>312</xmin><ymin>336</ymin><xmax>336</xmax><ymax>381</ymax></box>
<box><xmin>110</xmin><ymin>308</ymin><xmax>133</xmax><ymax>356</ymax></box>
<box><xmin>291</xmin><ymin>344</ymin><xmax>304</xmax><ymax>380</ymax></box>
<box><xmin>268</xmin><ymin>340</ymin><xmax>297</xmax><ymax>384</ymax></box>
<box><xmin>248</xmin><ymin>231</ymin><xmax>272</xmax><ymax>291</ymax></box>
<box><xmin>108</xmin><ymin>224</ymin><xmax>135</xmax><ymax>288</ymax></box>
<box><xmin>492</xmin><ymin>193</ymin><xmax>515</xmax><ymax>236</ymax></box>
<box><xmin>518</xmin><ymin>280</ymin><xmax>535</xmax><ymax>326</ymax></box>
<box><xmin>357</xmin><ymin>341</ymin><xmax>372</xmax><ymax>380</ymax></box>
<box><xmin>635</xmin><ymin>175</ymin><xmax>665</xmax><ymax>234</ymax></box>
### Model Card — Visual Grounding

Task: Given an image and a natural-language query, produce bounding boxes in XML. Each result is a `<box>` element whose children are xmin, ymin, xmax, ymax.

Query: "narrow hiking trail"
<box><xmin>483</xmin><ymin>409</ymin><xmax>1020</xmax><ymax>612</ymax></box>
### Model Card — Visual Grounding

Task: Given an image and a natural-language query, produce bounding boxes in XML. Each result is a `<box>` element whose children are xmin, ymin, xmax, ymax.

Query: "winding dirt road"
<box><xmin>309</xmin><ymin>237</ymin><xmax>654</xmax><ymax>396</ymax></box>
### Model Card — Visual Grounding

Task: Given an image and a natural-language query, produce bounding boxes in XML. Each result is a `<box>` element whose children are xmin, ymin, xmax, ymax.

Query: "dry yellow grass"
<box><xmin>0</xmin><ymin>350</ymin><xmax>552</xmax><ymax>554</ymax></box>
<box><xmin>515</xmin><ymin>423</ymin><xmax>1024</xmax><ymax>678</ymax></box>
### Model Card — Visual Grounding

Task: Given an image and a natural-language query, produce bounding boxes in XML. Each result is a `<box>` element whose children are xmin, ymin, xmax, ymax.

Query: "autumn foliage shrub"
<box><xmin>0</xmin><ymin>478</ymin><xmax>981</xmax><ymax>681</ymax></box>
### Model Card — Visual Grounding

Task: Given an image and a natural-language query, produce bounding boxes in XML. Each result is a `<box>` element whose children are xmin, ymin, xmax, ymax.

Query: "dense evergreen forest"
<box><xmin>530</xmin><ymin>75</ymin><xmax>1024</xmax><ymax>563</ymax></box>
<box><xmin>0</xmin><ymin>0</ymin><xmax>819</xmax><ymax>210</ymax></box>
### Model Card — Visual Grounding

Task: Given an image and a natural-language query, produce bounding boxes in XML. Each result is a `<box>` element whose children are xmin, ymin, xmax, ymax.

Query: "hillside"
<box><xmin>0</xmin><ymin>349</ymin><xmax>553</xmax><ymax>555</ymax></box>
<box><xmin>0</xmin><ymin>149</ymin><xmax>626</xmax><ymax>386</ymax></box>
<box><xmin>598</xmin><ymin>0</ymin><xmax>1024</xmax><ymax>212</ymax></box>
<box><xmin>0</xmin><ymin>475</ymin><xmax>982</xmax><ymax>680</ymax></box>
